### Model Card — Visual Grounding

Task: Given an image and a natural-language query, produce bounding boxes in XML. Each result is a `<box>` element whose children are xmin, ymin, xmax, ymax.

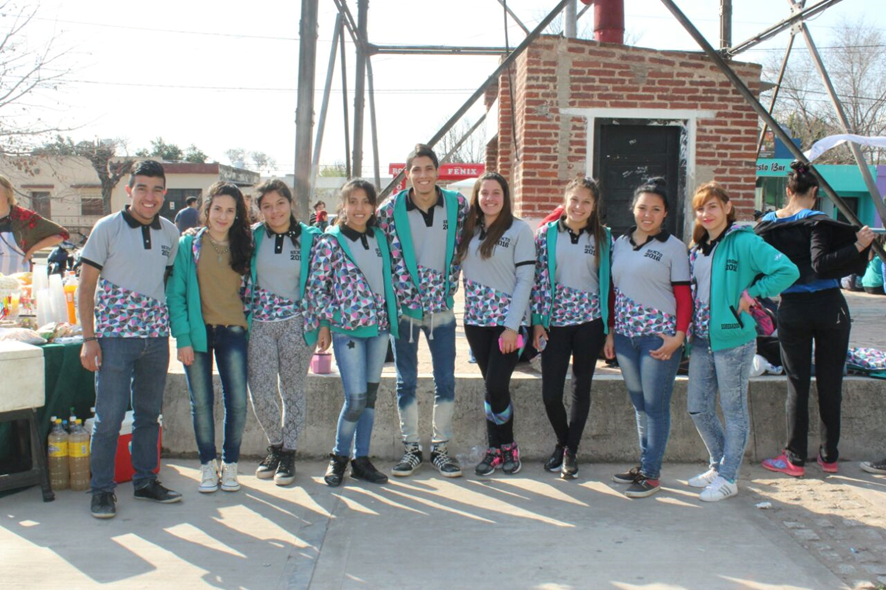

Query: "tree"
<box><xmin>183</xmin><ymin>144</ymin><xmax>208</xmax><ymax>163</ymax></box>
<box><xmin>437</xmin><ymin>118</ymin><xmax>486</xmax><ymax>164</ymax></box>
<box><xmin>249</xmin><ymin>151</ymin><xmax>276</xmax><ymax>174</ymax></box>
<box><xmin>763</xmin><ymin>18</ymin><xmax>886</xmax><ymax>164</ymax></box>
<box><xmin>318</xmin><ymin>162</ymin><xmax>348</xmax><ymax>177</ymax></box>
<box><xmin>224</xmin><ymin>148</ymin><xmax>247</xmax><ymax>167</ymax></box>
<box><xmin>136</xmin><ymin>137</ymin><xmax>184</xmax><ymax>161</ymax></box>
<box><xmin>0</xmin><ymin>2</ymin><xmax>72</xmax><ymax>154</ymax></box>
<box><xmin>33</xmin><ymin>136</ymin><xmax>134</xmax><ymax>215</ymax></box>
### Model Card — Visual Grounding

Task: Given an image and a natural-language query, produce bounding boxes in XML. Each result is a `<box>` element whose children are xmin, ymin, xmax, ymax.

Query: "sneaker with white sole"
<box><xmin>860</xmin><ymin>458</ymin><xmax>886</xmax><ymax>474</ymax></box>
<box><xmin>199</xmin><ymin>460</ymin><xmax>219</xmax><ymax>493</ymax></box>
<box><xmin>431</xmin><ymin>443</ymin><xmax>462</xmax><ymax>478</ymax></box>
<box><xmin>392</xmin><ymin>443</ymin><xmax>423</xmax><ymax>477</ymax></box>
<box><xmin>221</xmin><ymin>462</ymin><xmax>240</xmax><ymax>492</ymax></box>
<box><xmin>699</xmin><ymin>475</ymin><xmax>738</xmax><ymax>502</ymax></box>
<box><xmin>688</xmin><ymin>467</ymin><xmax>719</xmax><ymax>488</ymax></box>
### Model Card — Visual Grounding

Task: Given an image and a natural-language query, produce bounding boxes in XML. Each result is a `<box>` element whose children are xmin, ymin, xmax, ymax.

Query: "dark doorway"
<box><xmin>594</xmin><ymin>122</ymin><xmax>682</xmax><ymax>238</ymax></box>
<box><xmin>163</xmin><ymin>189</ymin><xmax>202</xmax><ymax>222</ymax></box>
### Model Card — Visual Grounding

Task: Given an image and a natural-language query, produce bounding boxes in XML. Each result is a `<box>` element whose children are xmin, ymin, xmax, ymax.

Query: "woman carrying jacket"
<box><xmin>248</xmin><ymin>179</ymin><xmax>321</xmax><ymax>487</ymax></box>
<box><xmin>167</xmin><ymin>182</ymin><xmax>253</xmax><ymax>493</ymax></box>
<box><xmin>756</xmin><ymin>162</ymin><xmax>874</xmax><ymax>477</ymax></box>
<box><xmin>687</xmin><ymin>182</ymin><xmax>798</xmax><ymax>502</ymax></box>
<box><xmin>307</xmin><ymin>179</ymin><xmax>399</xmax><ymax>487</ymax></box>
<box><xmin>457</xmin><ymin>172</ymin><xmax>535</xmax><ymax>476</ymax></box>
<box><xmin>532</xmin><ymin>177</ymin><xmax>611</xmax><ymax>480</ymax></box>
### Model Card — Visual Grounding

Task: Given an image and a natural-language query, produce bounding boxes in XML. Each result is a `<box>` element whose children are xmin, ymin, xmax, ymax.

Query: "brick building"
<box><xmin>487</xmin><ymin>35</ymin><xmax>762</xmax><ymax>240</ymax></box>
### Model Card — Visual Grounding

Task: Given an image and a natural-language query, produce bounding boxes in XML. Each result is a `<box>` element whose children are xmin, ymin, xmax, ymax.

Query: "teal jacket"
<box><xmin>166</xmin><ymin>229</ymin><xmax>248</xmax><ymax>353</ymax></box>
<box><xmin>531</xmin><ymin>222</ymin><xmax>612</xmax><ymax>334</ymax></box>
<box><xmin>250</xmin><ymin>222</ymin><xmax>321</xmax><ymax>347</ymax></box>
<box><xmin>691</xmin><ymin>225</ymin><xmax>799</xmax><ymax>351</ymax></box>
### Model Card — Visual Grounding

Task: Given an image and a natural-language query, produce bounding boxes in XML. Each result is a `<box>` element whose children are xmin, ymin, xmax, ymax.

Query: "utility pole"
<box><xmin>565</xmin><ymin>0</ymin><xmax>576</xmax><ymax>38</ymax></box>
<box><xmin>294</xmin><ymin>0</ymin><xmax>318</xmax><ymax>221</ymax></box>
<box><xmin>352</xmin><ymin>0</ymin><xmax>369</xmax><ymax>178</ymax></box>
<box><xmin>720</xmin><ymin>0</ymin><xmax>733</xmax><ymax>50</ymax></box>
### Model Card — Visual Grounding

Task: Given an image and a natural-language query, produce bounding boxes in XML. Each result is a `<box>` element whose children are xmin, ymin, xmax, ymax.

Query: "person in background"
<box><xmin>248</xmin><ymin>179</ymin><xmax>321</xmax><ymax>487</ymax></box>
<box><xmin>78</xmin><ymin>160</ymin><xmax>182</xmax><ymax>519</ymax></box>
<box><xmin>606</xmin><ymin>178</ymin><xmax>691</xmax><ymax>499</ymax></box>
<box><xmin>309</xmin><ymin>200</ymin><xmax>329</xmax><ymax>231</ymax></box>
<box><xmin>376</xmin><ymin>143</ymin><xmax>468</xmax><ymax>478</ymax></box>
<box><xmin>167</xmin><ymin>182</ymin><xmax>253</xmax><ymax>494</ymax></box>
<box><xmin>175</xmin><ymin>196</ymin><xmax>201</xmax><ymax>233</ymax></box>
<box><xmin>756</xmin><ymin>161</ymin><xmax>873</xmax><ymax>478</ymax></box>
<box><xmin>307</xmin><ymin>179</ymin><xmax>398</xmax><ymax>487</ymax></box>
<box><xmin>0</xmin><ymin>174</ymin><xmax>68</xmax><ymax>275</ymax></box>
<box><xmin>532</xmin><ymin>177</ymin><xmax>611</xmax><ymax>481</ymax></box>
<box><xmin>47</xmin><ymin>243</ymin><xmax>72</xmax><ymax>276</ymax></box>
<box><xmin>457</xmin><ymin>172</ymin><xmax>535</xmax><ymax>477</ymax></box>
<box><xmin>860</xmin><ymin>238</ymin><xmax>885</xmax><ymax>295</ymax></box>
<box><xmin>686</xmin><ymin>182</ymin><xmax>798</xmax><ymax>502</ymax></box>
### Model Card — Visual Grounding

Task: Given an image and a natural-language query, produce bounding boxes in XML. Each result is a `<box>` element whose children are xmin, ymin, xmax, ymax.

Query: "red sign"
<box><xmin>388</xmin><ymin>163</ymin><xmax>485</xmax><ymax>192</ymax></box>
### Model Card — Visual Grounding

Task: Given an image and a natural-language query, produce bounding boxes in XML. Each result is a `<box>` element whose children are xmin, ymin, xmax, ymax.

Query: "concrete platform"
<box><xmin>3</xmin><ymin>459</ymin><xmax>885</xmax><ymax>589</ymax></box>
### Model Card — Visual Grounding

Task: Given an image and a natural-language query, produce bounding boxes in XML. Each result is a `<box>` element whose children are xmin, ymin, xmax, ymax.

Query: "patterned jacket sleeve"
<box><xmin>376</xmin><ymin>197</ymin><xmax>419</xmax><ymax>311</ymax></box>
<box><xmin>531</xmin><ymin>224</ymin><xmax>552</xmax><ymax>325</ymax></box>
<box><xmin>305</xmin><ymin>234</ymin><xmax>337</xmax><ymax>327</ymax></box>
<box><xmin>447</xmin><ymin>193</ymin><xmax>469</xmax><ymax>296</ymax></box>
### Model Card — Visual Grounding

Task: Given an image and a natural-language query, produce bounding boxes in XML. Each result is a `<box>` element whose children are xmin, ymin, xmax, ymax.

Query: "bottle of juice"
<box><xmin>47</xmin><ymin>419</ymin><xmax>69</xmax><ymax>491</ymax></box>
<box><xmin>69</xmin><ymin>419</ymin><xmax>91</xmax><ymax>491</ymax></box>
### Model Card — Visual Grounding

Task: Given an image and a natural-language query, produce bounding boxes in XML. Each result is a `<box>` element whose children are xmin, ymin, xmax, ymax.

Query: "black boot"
<box><xmin>324</xmin><ymin>454</ymin><xmax>350</xmax><ymax>487</ymax></box>
<box><xmin>544</xmin><ymin>444</ymin><xmax>564</xmax><ymax>472</ymax></box>
<box><xmin>351</xmin><ymin>456</ymin><xmax>389</xmax><ymax>484</ymax></box>
<box><xmin>561</xmin><ymin>447</ymin><xmax>578</xmax><ymax>480</ymax></box>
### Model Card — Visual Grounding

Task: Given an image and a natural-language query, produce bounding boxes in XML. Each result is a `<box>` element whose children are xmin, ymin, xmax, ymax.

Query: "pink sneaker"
<box><xmin>817</xmin><ymin>454</ymin><xmax>838</xmax><ymax>474</ymax></box>
<box><xmin>762</xmin><ymin>453</ymin><xmax>805</xmax><ymax>477</ymax></box>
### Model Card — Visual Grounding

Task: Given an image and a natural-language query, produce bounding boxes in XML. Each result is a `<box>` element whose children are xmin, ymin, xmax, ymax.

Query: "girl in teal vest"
<box><xmin>307</xmin><ymin>179</ymin><xmax>400</xmax><ymax>487</ymax></box>
<box><xmin>686</xmin><ymin>182</ymin><xmax>798</xmax><ymax>502</ymax></box>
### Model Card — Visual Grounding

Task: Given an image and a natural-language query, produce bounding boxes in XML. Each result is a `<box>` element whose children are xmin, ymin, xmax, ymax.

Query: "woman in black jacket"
<box><xmin>755</xmin><ymin>161</ymin><xmax>874</xmax><ymax>477</ymax></box>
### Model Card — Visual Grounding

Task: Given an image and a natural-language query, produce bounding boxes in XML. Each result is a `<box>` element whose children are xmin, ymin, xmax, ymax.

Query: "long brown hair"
<box><xmin>457</xmin><ymin>172</ymin><xmax>513</xmax><ymax>261</ymax></box>
<box><xmin>691</xmin><ymin>181</ymin><xmax>737</xmax><ymax>246</ymax></box>
<box><xmin>564</xmin><ymin>176</ymin><xmax>607</xmax><ymax>269</ymax></box>
<box><xmin>202</xmin><ymin>182</ymin><xmax>254</xmax><ymax>275</ymax></box>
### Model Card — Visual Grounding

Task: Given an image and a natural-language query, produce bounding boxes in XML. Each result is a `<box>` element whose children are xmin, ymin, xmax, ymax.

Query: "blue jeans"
<box><xmin>183</xmin><ymin>325</ymin><xmax>248</xmax><ymax>464</ymax></box>
<box><xmin>687</xmin><ymin>337</ymin><xmax>756</xmax><ymax>483</ymax></box>
<box><xmin>332</xmin><ymin>331</ymin><xmax>390</xmax><ymax>457</ymax></box>
<box><xmin>393</xmin><ymin>311</ymin><xmax>456</xmax><ymax>445</ymax></box>
<box><xmin>614</xmin><ymin>333</ymin><xmax>681</xmax><ymax>480</ymax></box>
<box><xmin>90</xmin><ymin>337</ymin><xmax>169</xmax><ymax>493</ymax></box>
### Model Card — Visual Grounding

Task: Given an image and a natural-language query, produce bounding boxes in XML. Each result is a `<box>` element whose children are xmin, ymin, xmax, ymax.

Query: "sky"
<box><xmin>15</xmin><ymin>0</ymin><xmax>886</xmax><ymax>176</ymax></box>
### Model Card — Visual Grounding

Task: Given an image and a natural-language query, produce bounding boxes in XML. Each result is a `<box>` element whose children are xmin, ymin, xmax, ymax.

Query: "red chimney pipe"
<box><xmin>587</xmin><ymin>0</ymin><xmax>624</xmax><ymax>44</ymax></box>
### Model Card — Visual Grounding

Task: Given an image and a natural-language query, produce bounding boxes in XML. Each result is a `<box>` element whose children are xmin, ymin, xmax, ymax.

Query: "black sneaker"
<box><xmin>612</xmin><ymin>466</ymin><xmax>642</xmax><ymax>484</ymax></box>
<box><xmin>324</xmin><ymin>454</ymin><xmax>350</xmax><ymax>487</ymax></box>
<box><xmin>133</xmin><ymin>481</ymin><xmax>182</xmax><ymax>504</ymax></box>
<box><xmin>351</xmin><ymin>456</ymin><xmax>388</xmax><ymax>484</ymax></box>
<box><xmin>475</xmin><ymin>448</ymin><xmax>503</xmax><ymax>476</ymax></box>
<box><xmin>561</xmin><ymin>448</ymin><xmax>578</xmax><ymax>480</ymax></box>
<box><xmin>544</xmin><ymin>445</ymin><xmax>564</xmax><ymax>472</ymax></box>
<box><xmin>256</xmin><ymin>445</ymin><xmax>282</xmax><ymax>480</ymax></box>
<box><xmin>501</xmin><ymin>442</ymin><xmax>522</xmax><ymax>475</ymax></box>
<box><xmin>90</xmin><ymin>492</ymin><xmax>117</xmax><ymax>519</ymax></box>
<box><xmin>274</xmin><ymin>450</ymin><xmax>296</xmax><ymax>486</ymax></box>
<box><xmin>392</xmin><ymin>444</ymin><xmax>423</xmax><ymax>477</ymax></box>
<box><xmin>625</xmin><ymin>475</ymin><xmax>661</xmax><ymax>499</ymax></box>
<box><xmin>860</xmin><ymin>458</ymin><xmax>886</xmax><ymax>475</ymax></box>
<box><xmin>431</xmin><ymin>443</ymin><xmax>462</xmax><ymax>478</ymax></box>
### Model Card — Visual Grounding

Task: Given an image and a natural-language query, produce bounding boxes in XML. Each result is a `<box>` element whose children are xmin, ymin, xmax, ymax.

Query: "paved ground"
<box><xmin>2</xmin><ymin>459</ymin><xmax>885</xmax><ymax>589</ymax></box>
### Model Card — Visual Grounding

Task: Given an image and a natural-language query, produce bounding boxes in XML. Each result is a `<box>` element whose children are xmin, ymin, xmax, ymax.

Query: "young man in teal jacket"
<box><xmin>376</xmin><ymin>144</ymin><xmax>468</xmax><ymax>478</ymax></box>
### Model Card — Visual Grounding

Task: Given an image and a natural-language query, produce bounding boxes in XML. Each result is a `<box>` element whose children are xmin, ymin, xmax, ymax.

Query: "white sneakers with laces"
<box><xmin>699</xmin><ymin>475</ymin><xmax>738</xmax><ymax>502</ymax></box>
<box><xmin>221</xmin><ymin>462</ymin><xmax>240</xmax><ymax>492</ymax></box>
<box><xmin>688</xmin><ymin>467</ymin><xmax>719</xmax><ymax>488</ymax></box>
<box><xmin>199</xmin><ymin>460</ymin><xmax>220</xmax><ymax>493</ymax></box>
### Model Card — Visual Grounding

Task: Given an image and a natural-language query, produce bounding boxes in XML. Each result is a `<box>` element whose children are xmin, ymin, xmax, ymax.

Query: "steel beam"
<box><xmin>658</xmin><ymin>0</ymin><xmax>886</xmax><ymax>263</ymax></box>
<box><xmin>565</xmin><ymin>0</ymin><xmax>577</xmax><ymax>39</ymax></box>
<box><xmin>720</xmin><ymin>0</ymin><xmax>732</xmax><ymax>50</ymax></box>
<box><xmin>352</xmin><ymin>0</ymin><xmax>368</xmax><ymax>178</ymax></box>
<box><xmin>340</xmin><ymin>25</ymin><xmax>351</xmax><ymax>178</ymax></box>
<box><xmin>294</xmin><ymin>0</ymin><xmax>318</xmax><ymax>222</ymax></box>
<box><xmin>311</xmin><ymin>14</ymin><xmax>342</xmax><ymax>195</ymax></box>
<box><xmin>370</xmin><ymin>45</ymin><xmax>511</xmax><ymax>56</ymax></box>
<box><xmin>495</xmin><ymin>0</ymin><xmax>530</xmax><ymax>35</ymax></box>
<box><xmin>367</xmin><ymin>56</ymin><xmax>381</xmax><ymax>188</ymax></box>
<box><xmin>380</xmin><ymin>0</ymin><xmax>572</xmax><ymax>199</ymax></box>
<box><xmin>756</xmin><ymin>32</ymin><xmax>795</xmax><ymax>158</ymax></box>
<box><xmin>726</xmin><ymin>0</ymin><xmax>843</xmax><ymax>57</ymax></box>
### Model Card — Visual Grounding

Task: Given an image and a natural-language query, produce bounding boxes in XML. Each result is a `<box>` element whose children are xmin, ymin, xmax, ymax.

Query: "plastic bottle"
<box><xmin>47</xmin><ymin>419</ymin><xmax>69</xmax><ymax>491</ymax></box>
<box><xmin>68</xmin><ymin>419</ymin><xmax>91</xmax><ymax>491</ymax></box>
<box><xmin>63</xmin><ymin>272</ymin><xmax>79</xmax><ymax>324</ymax></box>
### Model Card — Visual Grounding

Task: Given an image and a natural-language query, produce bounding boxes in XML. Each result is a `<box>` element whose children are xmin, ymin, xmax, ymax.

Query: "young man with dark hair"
<box><xmin>376</xmin><ymin>143</ymin><xmax>468</xmax><ymax>478</ymax></box>
<box><xmin>175</xmin><ymin>195</ymin><xmax>201</xmax><ymax>232</ymax></box>
<box><xmin>79</xmin><ymin>159</ymin><xmax>183</xmax><ymax>518</ymax></box>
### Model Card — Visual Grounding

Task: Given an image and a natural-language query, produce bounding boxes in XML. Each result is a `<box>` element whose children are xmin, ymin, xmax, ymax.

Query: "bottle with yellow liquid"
<box><xmin>69</xmin><ymin>418</ymin><xmax>91</xmax><ymax>491</ymax></box>
<box><xmin>47</xmin><ymin>418</ymin><xmax>69</xmax><ymax>491</ymax></box>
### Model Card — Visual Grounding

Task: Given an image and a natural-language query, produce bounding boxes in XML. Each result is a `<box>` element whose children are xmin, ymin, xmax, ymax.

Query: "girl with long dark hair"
<box><xmin>457</xmin><ymin>172</ymin><xmax>535</xmax><ymax>476</ymax></box>
<box><xmin>167</xmin><ymin>182</ymin><xmax>254</xmax><ymax>493</ymax></box>
<box><xmin>686</xmin><ymin>183</ymin><xmax>798</xmax><ymax>501</ymax></box>
<box><xmin>531</xmin><ymin>177</ymin><xmax>611</xmax><ymax>480</ymax></box>
<box><xmin>756</xmin><ymin>162</ymin><xmax>873</xmax><ymax>477</ymax></box>
<box><xmin>307</xmin><ymin>179</ymin><xmax>399</xmax><ymax>487</ymax></box>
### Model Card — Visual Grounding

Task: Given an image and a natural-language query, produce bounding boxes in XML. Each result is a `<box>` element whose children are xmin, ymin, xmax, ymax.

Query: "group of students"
<box><xmin>71</xmin><ymin>147</ymin><xmax>878</xmax><ymax>519</ymax></box>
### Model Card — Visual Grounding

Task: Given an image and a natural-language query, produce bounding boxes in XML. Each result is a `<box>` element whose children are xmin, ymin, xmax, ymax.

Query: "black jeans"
<box><xmin>778</xmin><ymin>289</ymin><xmax>850</xmax><ymax>465</ymax></box>
<box><xmin>541</xmin><ymin>319</ymin><xmax>606</xmax><ymax>454</ymax></box>
<box><xmin>464</xmin><ymin>325</ymin><xmax>520</xmax><ymax>447</ymax></box>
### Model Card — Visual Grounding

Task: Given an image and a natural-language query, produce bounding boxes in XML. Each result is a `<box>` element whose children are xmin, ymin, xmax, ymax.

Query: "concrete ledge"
<box><xmin>161</xmin><ymin>372</ymin><xmax>886</xmax><ymax>462</ymax></box>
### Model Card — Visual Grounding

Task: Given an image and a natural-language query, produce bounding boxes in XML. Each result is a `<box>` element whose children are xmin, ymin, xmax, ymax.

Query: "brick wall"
<box><xmin>488</xmin><ymin>36</ymin><xmax>762</xmax><ymax>225</ymax></box>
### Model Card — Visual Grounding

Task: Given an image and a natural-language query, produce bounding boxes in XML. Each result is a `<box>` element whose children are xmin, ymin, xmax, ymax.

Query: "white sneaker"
<box><xmin>688</xmin><ymin>467</ymin><xmax>719</xmax><ymax>488</ymax></box>
<box><xmin>699</xmin><ymin>475</ymin><xmax>738</xmax><ymax>502</ymax></box>
<box><xmin>199</xmin><ymin>460</ymin><xmax>219</xmax><ymax>493</ymax></box>
<box><xmin>221</xmin><ymin>462</ymin><xmax>241</xmax><ymax>492</ymax></box>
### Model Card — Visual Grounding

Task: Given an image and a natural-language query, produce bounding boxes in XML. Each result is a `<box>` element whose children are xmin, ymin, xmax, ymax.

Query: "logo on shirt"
<box><xmin>442</xmin><ymin>219</ymin><xmax>448</xmax><ymax>231</ymax></box>
<box><xmin>290</xmin><ymin>249</ymin><xmax>301</xmax><ymax>262</ymax></box>
<box><xmin>161</xmin><ymin>245</ymin><xmax>171</xmax><ymax>258</ymax></box>
<box><xmin>726</xmin><ymin>258</ymin><xmax>739</xmax><ymax>272</ymax></box>
<box><xmin>584</xmin><ymin>244</ymin><xmax>596</xmax><ymax>256</ymax></box>
<box><xmin>644</xmin><ymin>249</ymin><xmax>663</xmax><ymax>262</ymax></box>
<box><xmin>497</xmin><ymin>236</ymin><xmax>511</xmax><ymax>249</ymax></box>
<box><xmin>375</xmin><ymin>247</ymin><xmax>382</xmax><ymax>257</ymax></box>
